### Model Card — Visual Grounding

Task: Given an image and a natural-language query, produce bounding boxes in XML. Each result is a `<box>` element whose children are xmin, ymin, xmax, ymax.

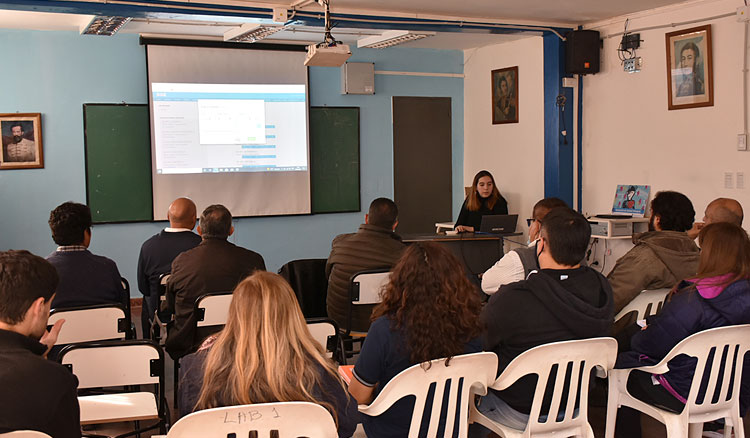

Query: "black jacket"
<box><xmin>0</xmin><ymin>329</ymin><xmax>81</xmax><ymax>437</ymax></box>
<box><xmin>165</xmin><ymin>238</ymin><xmax>265</xmax><ymax>360</ymax></box>
<box><xmin>455</xmin><ymin>196</ymin><xmax>508</xmax><ymax>231</ymax></box>
<box><xmin>481</xmin><ymin>267</ymin><xmax>614</xmax><ymax>413</ymax></box>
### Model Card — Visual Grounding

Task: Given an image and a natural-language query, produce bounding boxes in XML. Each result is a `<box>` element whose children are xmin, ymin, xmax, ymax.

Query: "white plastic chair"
<box><xmin>605</xmin><ymin>324</ymin><xmax>750</xmax><ymax>438</ymax></box>
<box><xmin>346</xmin><ymin>270</ymin><xmax>391</xmax><ymax>335</ymax></box>
<box><xmin>165</xmin><ymin>402</ymin><xmax>337</xmax><ymax>438</ymax></box>
<box><xmin>195</xmin><ymin>292</ymin><xmax>233</xmax><ymax>328</ymax></box>
<box><xmin>469</xmin><ymin>337</ymin><xmax>617</xmax><ymax>438</ymax></box>
<box><xmin>306</xmin><ymin>317</ymin><xmax>343</xmax><ymax>363</ymax></box>
<box><xmin>359</xmin><ymin>352</ymin><xmax>498</xmax><ymax>437</ymax></box>
<box><xmin>614</xmin><ymin>288</ymin><xmax>670</xmax><ymax>323</ymax></box>
<box><xmin>59</xmin><ymin>340</ymin><xmax>166</xmax><ymax>435</ymax></box>
<box><xmin>0</xmin><ymin>432</ymin><xmax>52</xmax><ymax>437</ymax></box>
<box><xmin>48</xmin><ymin>304</ymin><xmax>129</xmax><ymax>345</ymax></box>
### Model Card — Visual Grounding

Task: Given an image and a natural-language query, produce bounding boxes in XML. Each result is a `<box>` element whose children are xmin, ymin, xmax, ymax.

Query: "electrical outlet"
<box><xmin>738</xmin><ymin>6</ymin><xmax>750</xmax><ymax>22</ymax></box>
<box><xmin>725</xmin><ymin>172</ymin><xmax>735</xmax><ymax>189</ymax></box>
<box><xmin>739</xmin><ymin>134</ymin><xmax>747</xmax><ymax>151</ymax></box>
<box><xmin>623</xmin><ymin>57</ymin><xmax>642</xmax><ymax>73</ymax></box>
<box><xmin>738</xmin><ymin>172</ymin><xmax>745</xmax><ymax>189</ymax></box>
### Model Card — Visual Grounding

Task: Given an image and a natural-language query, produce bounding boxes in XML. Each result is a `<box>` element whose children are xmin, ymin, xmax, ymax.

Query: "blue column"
<box><xmin>543</xmin><ymin>33</ymin><xmax>574</xmax><ymax>208</ymax></box>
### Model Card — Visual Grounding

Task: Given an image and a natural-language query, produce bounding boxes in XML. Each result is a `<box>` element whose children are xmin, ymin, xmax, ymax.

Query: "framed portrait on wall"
<box><xmin>491</xmin><ymin>66</ymin><xmax>519</xmax><ymax>124</ymax></box>
<box><xmin>665</xmin><ymin>25</ymin><xmax>713</xmax><ymax>110</ymax></box>
<box><xmin>0</xmin><ymin>113</ymin><xmax>43</xmax><ymax>170</ymax></box>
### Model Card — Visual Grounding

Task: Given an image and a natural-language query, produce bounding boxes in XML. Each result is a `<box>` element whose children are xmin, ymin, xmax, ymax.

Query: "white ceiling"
<box><xmin>0</xmin><ymin>0</ymin><xmax>694</xmax><ymax>50</ymax></box>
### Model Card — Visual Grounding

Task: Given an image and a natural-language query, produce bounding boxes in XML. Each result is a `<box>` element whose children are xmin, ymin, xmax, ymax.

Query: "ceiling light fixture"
<box><xmin>224</xmin><ymin>23</ymin><xmax>286</xmax><ymax>43</ymax></box>
<box><xmin>80</xmin><ymin>16</ymin><xmax>131</xmax><ymax>36</ymax></box>
<box><xmin>357</xmin><ymin>30</ymin><xmax>436</xmax><ymax>49</ymax></box>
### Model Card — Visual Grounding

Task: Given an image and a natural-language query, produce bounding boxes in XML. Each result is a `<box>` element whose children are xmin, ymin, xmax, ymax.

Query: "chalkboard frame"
<box><xmin>83</xmin><ymin>103</ymin><xmax>154</xmax><ymax>224</ymax></box>
<box><xmin>309</xmin><ymin>106</ymin><xmax>361</xmax><ymax>215</ymax></box>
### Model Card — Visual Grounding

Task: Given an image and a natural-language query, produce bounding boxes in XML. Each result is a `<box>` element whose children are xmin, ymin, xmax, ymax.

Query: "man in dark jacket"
<box><xmin>479</xmin><ymin>208</ymin><xmax>614</xmax><ymax>427</ymax></box>
<box><xmin>0</xmin><ymin>250</ymin><xmax>80</xmax><ymax>437</ymax></box>
<box><xmin>165</xmin><ymin>204</ymin><xmax>265</xmax><ymax>360</ymax></box>
<box><xmin>137</xmin><ymin>197</ymin><xmax>201</xmax><ymax>337</ymax></box>
<box><xmin>326</xmin><ymin>198</ymin><xmax>405</xmax><ymax>332</ymax></box>
<box><xmin>607</xmin><ymin>191</ymin><xmax>700</xmax><ymax>334</ymax></box>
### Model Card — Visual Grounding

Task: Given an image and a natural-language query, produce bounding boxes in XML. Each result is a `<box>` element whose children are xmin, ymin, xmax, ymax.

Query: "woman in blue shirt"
<box><xmin>348</xmin><ymin>242</ymin><xmax>483</xmax><ymax>437</ymax></box>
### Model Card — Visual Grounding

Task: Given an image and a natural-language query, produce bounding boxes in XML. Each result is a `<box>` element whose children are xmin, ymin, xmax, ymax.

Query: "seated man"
<box><xmin>0</xmin><ymin>250</ymin><xmax>80</xmax><ymax>437</ymax></box>
<box><xmin>482</xmin><ymin>197</ymin><xmax>568</xmax><ymax>294</ymax></box>
<box><xmin>479</xmin><ymin>208</ymin><xmax>613</xmax><ymax>426</ymax></box>
<box><xmin>607</xmin><ymin>191</ymin><xmax>700</xmax><ymax>330</ymax></box>
<box><xmin>137</xmin><ymin>197</ymin><xmax>201</xmax><ymax>337</ymax></box>
<box><xmin>165</xmin><ymin>204</ymin><xmax>265</xmax><ymax>360</ymax></box>
<box><xmin>687</xmin><ymin>197</ymin><xmax>743</xmax><ymax>240</ymax></box>
<box><xmin>46</xmin><ymin>201</ymin><xmax>123</xmax><ymax>309</ymax></box>
<box><xmin>326</xmin><ymin>198</ymin><xmax>405</xmax><ymax>332</ymax></box>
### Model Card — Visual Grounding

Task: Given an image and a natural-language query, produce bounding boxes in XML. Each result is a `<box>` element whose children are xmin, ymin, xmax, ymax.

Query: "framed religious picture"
<box><xmin>491</xmin><ymin>66</ymin><xmax>519</xmax><ymax>124</ymax></box>
<box><xmin>666</xmin><ymin>25</ymin><xmax>713</xmax><ymax>110</ymax></box>
<box><xmin>0</xmin><ymin>113</ymin><xmax>43</xmax><ymax>170</ymax></box>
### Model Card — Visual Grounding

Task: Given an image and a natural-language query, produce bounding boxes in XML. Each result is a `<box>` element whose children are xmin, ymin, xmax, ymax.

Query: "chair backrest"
<box><xmin>490</xmin><ymin>337</ymin><xmax>617</xmax><ymax>436</ymax></box>
<box><xmin>59</xmin><ymin>340</ymin><xmax>164</xmax><ymax>390</ymax></box>
<box><xmin>277</xmin><ymin>258</ymin><xmax>328</xmax><ymax>318</ymax></box>
<box><xmin>350</xmin><ymin>270</ymin><xmax>390</xmax><ymax>305</ymax></box>
<box><xmin>306</xmin><ymin>318</ymin><xmax>341</xmax><ymax>361</ymax></box>
<box><xmin>166</xmin><ymin>402</ymin><xmax>338</xmax><ymax>438</ymax></box>
<box><xmin>0</xmin><ymin>432</ymin><xmax>53</xmax><ymax>437</ymax></box>
<box><xmin>614</xmin><ymin>288</ymin><xmax>670</xmax><ymax>322</ymax></box>
<box><xmin>48</xmin><ymin>304</ymin><xmax>129</xmax><ymax>345</ymax></box>
<box><xmin>194</xmin><ymin>292</ymin><xmax>233</xmax><ymax>328</ymax></box>
<box><xmin>360</xmin><ymin>352</ymin><xmax>498</xmax><ymax>437</ymax></box>
<box><xmin>659</xmin><ymin>324</ymin><xmax>750</xmax><ymax>418</ymax></box>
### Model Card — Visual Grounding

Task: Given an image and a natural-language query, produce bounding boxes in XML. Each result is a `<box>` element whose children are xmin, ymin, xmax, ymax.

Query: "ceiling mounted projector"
<box><xmin>304</xmin><ymin>43</ymin><xmax>352</xmax><ymax>67</ymax></box>
<box><xmin>358</xmin><ymin>30</ymin><xmax>436</xmax><ymax>49</ymax></box>
<box><xmin>304</xmin><ymin>0</ymin><xmax>351</xmax><ymax>67</ymax></box>
<box><xmin>224</xmin><ymin>23</ymin><xmax>285</xmax><ymax>43</ymax></box>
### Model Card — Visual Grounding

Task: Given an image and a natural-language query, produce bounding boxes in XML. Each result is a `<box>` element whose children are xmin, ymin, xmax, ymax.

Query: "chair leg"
<box><xmin>664</xmin><ymin>417</ymin><xmax>688</xmax><ymax>438</ymax></box>
<box><xmin>604</xmin><ymin>397</ymin><xmax>618</xmax><ymax>438</ymax></box>
<box><xmin>688</xmin><ymin>422</ymin><xmax>702</xmax><ymax>438</ymax></box>
<box><xmin>732</xmin><ymin>413</ymin><xmax>745</xmax><ymax>438</ymax></box>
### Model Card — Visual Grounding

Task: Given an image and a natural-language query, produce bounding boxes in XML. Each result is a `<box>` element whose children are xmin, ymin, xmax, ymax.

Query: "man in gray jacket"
<box><xmin>608</xmin><ymin>191</ymin><xmax>700</xmax><ymax>333</ymax></box>
<box><xmin>326</xmin><ymin>198</ymin><xmax>405</xmax><ymax>332</ymax></box>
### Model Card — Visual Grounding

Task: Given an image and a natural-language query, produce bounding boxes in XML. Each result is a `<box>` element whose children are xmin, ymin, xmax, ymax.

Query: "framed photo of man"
<box><xmin>665</xmin><ymin>25</ymin><xmax>713</xmax><ymax>110</ymax></box>
<box><xmin>0</xmin><ymin>113</ymin><xmax>43</xmax><ymax>169</ymax></box>
<box><xmin>491</xmin><ymin>66</ymin><xmax>519</xmax><ymax>124</ymax></box>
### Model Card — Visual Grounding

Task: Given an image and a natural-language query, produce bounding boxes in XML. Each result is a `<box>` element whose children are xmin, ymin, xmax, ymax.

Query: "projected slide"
<box><xmin>152</xmin><ymin>83</ymin><xmax>307</xmax><ymax>174</ymax></box>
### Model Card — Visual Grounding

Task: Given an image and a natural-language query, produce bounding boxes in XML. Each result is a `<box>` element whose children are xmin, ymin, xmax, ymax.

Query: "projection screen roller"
<box><xmin>146</xmin><ymin>44</ymin><xmax>310</xmax><ymax>220</ymax></box>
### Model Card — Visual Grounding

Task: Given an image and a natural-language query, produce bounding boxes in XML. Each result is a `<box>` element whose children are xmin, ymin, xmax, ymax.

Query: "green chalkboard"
<box><xmin>309</xmin><ymin>107</ymin><xmax>360</xmax><ymax>213</ymax></box>
<box><xmin>84</xmin><ymin>104</ymin><xmax>152</xmax><ymax>223</ymax></box>
<box><xmin>82</xmin><ymin>104</ymin><xmax>360</xmax><ymax>222</ymax></box>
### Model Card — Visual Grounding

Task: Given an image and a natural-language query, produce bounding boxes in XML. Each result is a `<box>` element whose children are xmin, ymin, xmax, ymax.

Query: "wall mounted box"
<box><xmin>341</xmin><ymin>62</ymin><xmax>375</xmax><ymax>95</ymax></box>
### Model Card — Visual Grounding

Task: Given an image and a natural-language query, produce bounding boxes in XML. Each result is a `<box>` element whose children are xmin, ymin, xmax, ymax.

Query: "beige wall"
<box><xmin>582</xmin><ymin>0</ymin><xmax>749</xmax><ymax>220</ymax></box>
<box><xmin>463</xmin><ymin>35</ymin><xmax>546</xmax><ymax>242</ymax></box>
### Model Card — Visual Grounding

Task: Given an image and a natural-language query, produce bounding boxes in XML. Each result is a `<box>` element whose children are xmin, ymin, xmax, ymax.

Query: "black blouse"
<box><xmin>455</xmin><ymin>195</ymin><xmax>509</xmax><ymax>230</ymax></box>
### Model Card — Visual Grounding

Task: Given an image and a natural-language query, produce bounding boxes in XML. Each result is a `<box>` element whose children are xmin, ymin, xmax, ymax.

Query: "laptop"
<box><xmin>479</xmin><ymin>214</ymin><xmax>518</xmax><ymax>234</ymax></box>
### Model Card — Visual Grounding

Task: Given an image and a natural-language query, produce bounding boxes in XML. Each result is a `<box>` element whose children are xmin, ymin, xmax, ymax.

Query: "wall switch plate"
<box><xmin>624</xmin><ymin>57</ymin><xmax>642</xmax><ymax>73</ymax></box>
<box><xmin>562</xmin><ymin>77</ymin><xmax>577</xmax><ymax>88</ymax></box>
<box><xmin>738</xmin><ymin>133</ymin><xmax>747</xmax><ymax>151</ymax></box>
<box><xmin>738</xmin><ymin>6</ymin><xmax>750</xmax><ymax>21</ymax></box>
<box><xmin>725</xmin><ymin>172</ymin><xmax>735</xmax><ymax>189</ymax></box>
<box><xmin>738</xmin><ymin>172</ymin><xmax>745</xmax><ymax>189</ymax></box>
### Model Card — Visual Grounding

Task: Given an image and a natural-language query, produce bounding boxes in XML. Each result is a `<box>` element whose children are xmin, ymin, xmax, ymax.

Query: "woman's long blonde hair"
<box><xmin>196</xmin><ymin>271</ymin><xmax>344</xmax><ymax>424</ymax></box>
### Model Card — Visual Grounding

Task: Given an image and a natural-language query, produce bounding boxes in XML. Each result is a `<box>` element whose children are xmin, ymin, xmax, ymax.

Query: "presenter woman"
<box><xmin>455</xmin><ymin>170</ymin><xmax>508</xmax><ymax>232</ymax></box>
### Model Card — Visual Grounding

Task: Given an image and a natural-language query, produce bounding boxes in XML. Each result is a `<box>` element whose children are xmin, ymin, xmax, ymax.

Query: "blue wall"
<box><xmin>0</xmin><ymin>29</ymin><xmax>464</xmax><ymax>295</ymax></box>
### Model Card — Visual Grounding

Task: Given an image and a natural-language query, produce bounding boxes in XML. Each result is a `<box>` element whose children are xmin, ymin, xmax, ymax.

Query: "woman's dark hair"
<box><xmin>694</xmin><ymin>222</ymin><xmax>750</xmax><ymax>288</ymax></box>
<box><xmin>467</xmin><ymin>170</ymin><xmax>501</xmax><ymax>211</ymax></box>
<box><xmin>371</xmin><ymin>242</ymin><xmax>482</xmax><ymax>368</ymax></box>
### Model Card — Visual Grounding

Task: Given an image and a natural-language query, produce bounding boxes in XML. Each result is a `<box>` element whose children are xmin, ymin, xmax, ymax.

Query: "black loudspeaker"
<box><xmin>566</xmin><ymin>30</ymin><xmax>600</xmax><ymax>75</ymax></box>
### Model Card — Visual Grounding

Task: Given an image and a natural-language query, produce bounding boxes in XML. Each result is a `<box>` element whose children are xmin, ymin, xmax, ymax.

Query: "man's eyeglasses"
<box><xmin>526</xmin><ymin>218</ymin><xmax>534</xmax><ymax>227</ymax></box>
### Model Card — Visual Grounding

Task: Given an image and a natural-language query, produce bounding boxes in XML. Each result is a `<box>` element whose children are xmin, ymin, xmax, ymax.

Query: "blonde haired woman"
<box><xmin>178</xmin><ymin>271</ymin><xmax>358</xmax><ymax>437</ymax></box>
